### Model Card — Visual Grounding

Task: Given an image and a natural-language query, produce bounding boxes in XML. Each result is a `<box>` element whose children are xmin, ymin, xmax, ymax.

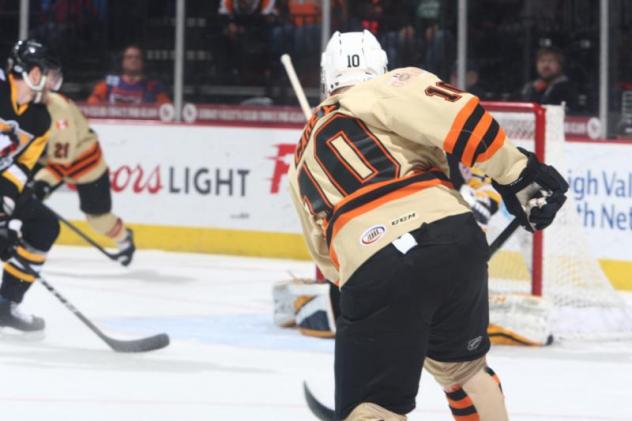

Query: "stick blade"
<box><xmin>106</xmin><ymin>333</ymin><xmax>170</xmax><ymax>353</ymax></box>
<box><xmin>304</xmin><ymin>382</ymin><xmax>336</xmax><ymax>421</ymax></box>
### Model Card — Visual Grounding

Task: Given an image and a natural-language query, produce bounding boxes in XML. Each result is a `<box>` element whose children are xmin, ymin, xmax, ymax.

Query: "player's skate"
<box><xmin>0</xmin><ymin>297</ymin><xmax>45</xmax><ymax>335</ymax></box>
<box><xmin>115</xmin><ymin>228</ymin><xmax>135</xmax><ymax>267</ymax></box>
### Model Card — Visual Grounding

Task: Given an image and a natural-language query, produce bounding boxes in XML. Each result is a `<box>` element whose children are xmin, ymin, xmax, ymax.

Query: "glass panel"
<box><xmin>0</xmin><ymin>0</ymin><xmax>20</xmax><ymax>56</ymax></box>
<box><xmin>468</xmin><ymin>0</ymin><xmax>598</xmax><ymax>114</ymax></box>
<box><xmin>26</xmin><ymin>0</ymin><xmax>174</xmax><ymax>110</ymax></box>
<box><xmin>467</xmin><ymin>0</ymin><xmax>601</xmax><ymax>143</ymax></box>
<box><xmin>183</xmin><ymin>0</ymin><xmax>331</xmax><ymax>106</ymax></box>
<box><xmin>183</xmin><ymin>0</ymin><xmax>445</xmax><ymax>108</ymax></box>
<box><xmin>609</xmin><ymin>0</ymin><xmax>632</xmax><ymax>140</ymax></box>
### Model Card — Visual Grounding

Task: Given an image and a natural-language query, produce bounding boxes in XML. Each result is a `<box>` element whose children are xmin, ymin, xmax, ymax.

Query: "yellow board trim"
<box><xmin>56</xmin><ymin>221</ymin><xmax>312</xmax><ymax>260</ymax></box>
<box><xmin>55</xmin><ymin>221</ymin><xmax>632</xmax><ymax>291</ymax></box>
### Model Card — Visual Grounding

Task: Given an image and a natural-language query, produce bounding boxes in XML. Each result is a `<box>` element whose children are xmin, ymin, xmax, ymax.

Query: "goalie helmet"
<box><xmin>321</xmin><ymin>30</ymin><xmax>388</xmax><ymax>96</ymax></box>
<box><xmin>6</xmin><ymin>39</ymin><xmax>63</xmax><ymax>97</ymax></box>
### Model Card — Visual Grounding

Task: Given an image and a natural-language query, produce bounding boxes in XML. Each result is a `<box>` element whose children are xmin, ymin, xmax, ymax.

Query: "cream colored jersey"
<box><xmin>36</xmin><ymin>92</ymin><xmax>106</xmax><ymax>185</ymax></box>
<box><xmin>288</xmin><ymin>67</ymin><xmax>528</xmax><ymax>285</ymax></box>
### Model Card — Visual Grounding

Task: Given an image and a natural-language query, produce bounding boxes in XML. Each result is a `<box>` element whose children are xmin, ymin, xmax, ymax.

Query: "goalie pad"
<box><xmin>488</xmin><ymin>293</ymin><xmax>554</xmax><ymax>346</ymax></box>
<box><xmin>272</xmin><ymin>279</ymin><xmax>336</xmax><ymax>337</ymax></box>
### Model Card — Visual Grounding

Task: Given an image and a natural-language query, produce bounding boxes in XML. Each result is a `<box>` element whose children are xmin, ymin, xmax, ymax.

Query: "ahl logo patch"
<box><xmin>467</xmin><ymin>336</ymin><xmax>483</xmax><ymax>351</ymax></box>
<box><xmin>360</xmin><ymin>225</ymin><xmax>386</xmax><ymax>246</ymax></box>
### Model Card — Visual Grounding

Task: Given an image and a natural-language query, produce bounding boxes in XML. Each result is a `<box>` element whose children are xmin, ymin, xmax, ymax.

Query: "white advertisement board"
<box><xmin>48</xmin><ymin>122</ymin><xmax>303</xmax><ymax>234</ymax></box>
<box><xmin>48</xmin><ymin>122</ymin><xmax>632</xmax><ymax>266</ymax></box>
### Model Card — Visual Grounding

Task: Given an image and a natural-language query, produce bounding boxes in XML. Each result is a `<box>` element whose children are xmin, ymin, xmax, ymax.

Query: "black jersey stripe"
<box><xmin>325</xmin><ymin>171</ymin><xmax>450</xmax><ymax>245</ymax></box>
<box><xmin>451</xmin><ymin>104</ymin><xmax>485</xmax><ymax>164</ymax></box>
<box><xmin>471</xmin><ymin>118</ymin><xmax>500</xmax><ymax>165</ymax></box>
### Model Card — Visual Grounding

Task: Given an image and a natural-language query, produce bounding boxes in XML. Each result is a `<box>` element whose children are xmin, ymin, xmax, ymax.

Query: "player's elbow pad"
<box><xmin>492</xmin><ymin>148</ymin><xmax>569</xmax><ymax>232</ymax></box>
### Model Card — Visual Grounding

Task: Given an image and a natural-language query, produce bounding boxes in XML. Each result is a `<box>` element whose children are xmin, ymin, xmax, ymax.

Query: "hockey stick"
<box><xmin>489</xmin><ymin>217</ymin><xmax>521</xmax><ymax>256</ymax></box>
<box><xmin>280</xmin><ymin>54</ymin><xmax>312</xmax><ymax>120</ymax></box>
<box><xmin>18</xmin><ymin>257</ymin><xmax>170</xmax><ymax>352</ymax></box>
<box><xmin>37</xmin><ymin>275</ymin><xmax>169</xmax><ymax>352</ymax></box>
<box><xmin>303</xmin><ymin>218</ymin><xmax>523</xmax><ymax>420</ymax></box>
<box><xmin>39</xmin><ymin>201</ymin><xmax>122</xmax><ymax>263</ymax></box>
<box><xmin>304</xmin><ymin>382</ymin><xmax>336</xmax><ymax>421</ymax></box>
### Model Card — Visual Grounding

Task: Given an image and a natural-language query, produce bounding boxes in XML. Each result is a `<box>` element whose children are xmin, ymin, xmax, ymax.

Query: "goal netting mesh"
<box><xmin>484</xmin><ymin>102</ymin><xmax>632</xmax><ymax>340</ymax></box>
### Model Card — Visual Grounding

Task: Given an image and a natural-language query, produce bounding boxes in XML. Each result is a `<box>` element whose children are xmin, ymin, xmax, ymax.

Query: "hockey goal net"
<box><xmin>484</xmin><ymin>102</ymin><xmax>632</xmax><ymax>340</ymax></box>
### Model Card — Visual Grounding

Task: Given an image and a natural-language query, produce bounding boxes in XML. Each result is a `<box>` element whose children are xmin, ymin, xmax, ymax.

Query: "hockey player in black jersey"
<box><xmin>0</xmin><ymin>40</ymin><xmax>62</xmax><ymax>333</ymax></box>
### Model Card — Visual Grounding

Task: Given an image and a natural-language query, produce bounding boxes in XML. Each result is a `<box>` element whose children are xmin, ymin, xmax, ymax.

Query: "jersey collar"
<box><xmin>8</xmin><ymin>74</ymin><xmax>30</xmax><ymax>116</ymax></box>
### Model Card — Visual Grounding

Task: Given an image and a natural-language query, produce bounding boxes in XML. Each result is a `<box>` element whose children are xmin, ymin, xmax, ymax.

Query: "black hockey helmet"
<box><xmin>7</xmin><ymin>39</ymin><xmax>61</xmax><ymax>76</ymax></box>
<box><xmin>6</xmin><ymin>39</ymin><xmax>63</xmax><ymax>96</ymax></box>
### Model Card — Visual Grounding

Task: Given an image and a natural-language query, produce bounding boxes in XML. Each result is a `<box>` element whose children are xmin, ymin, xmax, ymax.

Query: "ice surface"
<box><xmin>1</xmin><ymin>246</ymin><xmax>631</xmax><ymax>420</ymax></box>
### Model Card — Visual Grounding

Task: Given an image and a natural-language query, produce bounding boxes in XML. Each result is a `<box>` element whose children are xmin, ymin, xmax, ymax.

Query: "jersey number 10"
<box><xmin>298</xmin><ymin>114</ymin><xmax>400</xmax><ymax>216</ymax></box>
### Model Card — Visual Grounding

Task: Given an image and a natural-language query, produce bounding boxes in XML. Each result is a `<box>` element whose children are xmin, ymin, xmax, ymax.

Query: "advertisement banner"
<box><xmin>47</xmin><ymin>121</ymin><xmax>632</xmax><ymax>286</ymax></box>
<box><xmin>48</xmin><ymin>122</ymin><xmax>304</xmax><ymax>234</ymax></box>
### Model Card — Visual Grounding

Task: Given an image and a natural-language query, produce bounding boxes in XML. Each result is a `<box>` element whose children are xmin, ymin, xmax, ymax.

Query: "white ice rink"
<box><xmin>1</xmin><ymin>246</ymin><xmax>631</xmax><ymax>420</ymax></box>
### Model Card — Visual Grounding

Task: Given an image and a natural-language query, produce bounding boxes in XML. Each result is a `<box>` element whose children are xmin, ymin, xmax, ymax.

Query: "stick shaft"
<box><xmin>41</xmin><ymin>201</ymin><xmax>118</xmax><ymax>261</ymax></box>
<box><xmin>489</xmin><ymin>218</ymin><xmax>521</xmax><ymax>256</ymax></box>
<box><xmin>280</xmin><ymin>54</ymin><xmax>311</xmax><ymax>120</ymax></box>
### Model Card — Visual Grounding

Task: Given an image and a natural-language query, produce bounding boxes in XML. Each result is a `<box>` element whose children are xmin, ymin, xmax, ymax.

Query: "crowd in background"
<box><xmin>0</xmin><ymin>0</ymin><xmax>631</xmax><ymax>133</ymax></box>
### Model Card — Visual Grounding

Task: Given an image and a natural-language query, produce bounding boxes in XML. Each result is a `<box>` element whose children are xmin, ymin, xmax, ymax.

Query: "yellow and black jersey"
<box><xmin>35</xmin><ymin>92</ymin><xmax>106</xmax><ymax>186</ymax></box>
<box><xmin>288</xmin><ymin>67</ymin><xmax>527</xmax><ymax>285</ymax></box>
<box><xmin>448</xmin><ymin>155</ymin><xmax>502</xmax><ymax>213</ymax></box>
<box><xmin>0</xmin><ymin>69</ymin><xmax>51</xmax><ymax>200</ymax></box>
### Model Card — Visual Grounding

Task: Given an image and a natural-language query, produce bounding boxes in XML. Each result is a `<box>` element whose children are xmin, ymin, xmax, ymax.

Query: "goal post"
<box><xmin>482</xmin><ymin>101</ymin><xmax>546</xmax><ymax>297</ymax></box>
<box><xmin>483</xmin><ymin>101</ymin><xmax>632</xmax><ymax>340</ymax></box>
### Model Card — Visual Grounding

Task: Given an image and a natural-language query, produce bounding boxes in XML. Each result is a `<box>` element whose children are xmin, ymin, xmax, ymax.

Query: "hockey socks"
<box><xmin>444</xmin><ymin>366</ymin><xmax>507</xmax><ymax>421</ymax></box>
<box><xmin>0</xmin><ymin>246</ymin><xmax>47</xmax><ymax>332</ymax></box>
<box><xmin>1</xmin><ymin>245</ymin><xmax>47</xmax><ymax>302</ymax></box>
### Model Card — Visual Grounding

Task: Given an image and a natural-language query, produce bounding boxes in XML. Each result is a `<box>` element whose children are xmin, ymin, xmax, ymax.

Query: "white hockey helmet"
<box><xmin>321</xmin><ymin>30</ymin><xmax>388</xmax><ymax>96</ymax></box>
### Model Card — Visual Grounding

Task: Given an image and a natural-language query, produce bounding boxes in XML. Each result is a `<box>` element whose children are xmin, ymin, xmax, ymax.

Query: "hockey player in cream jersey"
<box><xmin>288</xmin><ymin>31</ymin><xmax>568</xmax><ymax>420</ymax></box>
<box><xmin>30</xmin><ymin>79</ymin><xmax>135</xmax><ymax>266</ymax></box>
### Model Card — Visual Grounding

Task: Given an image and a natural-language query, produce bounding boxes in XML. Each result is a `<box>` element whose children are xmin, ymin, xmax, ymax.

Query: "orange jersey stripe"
<box><xmin>443</xmin><ymin>97</ymin><xmax>479</xmax><ymax>154</ymax></box>
<box><xmin>475</xmin><ymin>127</ymin><xmax>506</xmax><ymax>163</ymax></box>
<box><xmin>49</xmin><ymin>143</ymin><xmax>101</xmax><ymax>172</ymax></box>
<box><xmin>330</xmin><ymin>178</ymin><xmax>452</xmax><ymax>245</ymax></box>
<box><xmin>461</xmin><ymin>111</ymin><xmax>493</xmax><ymax>166</ymax></box>
<box><xmin>68</xmin><ymin>155</ymin><xmax>103</xmax><ymax>179</ymax></box>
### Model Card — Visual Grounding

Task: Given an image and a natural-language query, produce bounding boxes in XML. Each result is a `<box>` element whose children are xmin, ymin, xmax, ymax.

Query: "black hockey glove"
<box><xmin>27</xmin><ymin>180</ymin><xmax>53</xmax><ymax>201</ymax></box>
<box><xmin>0</xmin><ymin>220</ymin><xmax>22</xmax><ymax>261</ymax></box>
<box><xmin>492</xmin><ymin>148</ymin><xmax>569</xmax><ymax>232</ymax></box>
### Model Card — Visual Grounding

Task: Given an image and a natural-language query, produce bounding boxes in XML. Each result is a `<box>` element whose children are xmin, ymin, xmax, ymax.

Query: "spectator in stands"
<box><xmin>416</xmin><ymin>0</ymin><xmax>455</xmax><ymax>82</ymax></box>
<box><xmin>450</xmin><ymin>61</ymin><xmax>488</xmax><ymax>99</ymax></box>
<box><xmin>348</xmin><ymin>0</ymin><xmax>417</xmax><ymax>69</ymax></box>
<box><xmin>280</xmin><ymin>0</ymin><xmax>348</xmax><ymax>86</ymax></box>
<box><xmin>87</xmin><ymin>44</ymin><xmax>171</xmax><ymax>105</ymax></box>
<box><xmin>521</xmin><ymin>47</ymin><xmax>578</xmax><ymax>113</ymax></box>
<box><xmin>217</xmin><ymin>0</ymin><xmax>283</xmax><ymax>85</ymax></box>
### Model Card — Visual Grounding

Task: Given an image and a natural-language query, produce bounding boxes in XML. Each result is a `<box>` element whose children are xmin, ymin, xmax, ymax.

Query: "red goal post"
<box><xmin>482</xmin><ymin>101</ymin><xmax>547</xmax><ymax>297</ymax></box>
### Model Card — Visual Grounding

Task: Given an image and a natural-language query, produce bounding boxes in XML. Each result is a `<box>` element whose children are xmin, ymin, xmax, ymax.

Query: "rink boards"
<box><xmin>46</xmin><ymin>120</ymin><xmax>632</xmax><ymax>290</ymax></box>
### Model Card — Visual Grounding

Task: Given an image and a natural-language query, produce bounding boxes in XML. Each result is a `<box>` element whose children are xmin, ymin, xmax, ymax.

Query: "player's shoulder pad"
<box><xmin>349</xmin><ymin>67</ymin><xmax>436</xmax><ymax>99</ymax></box>
<box><xmin>381</xmin><ymin>67</ymin><xmax>436</xmax><ymax>87</ymax></box>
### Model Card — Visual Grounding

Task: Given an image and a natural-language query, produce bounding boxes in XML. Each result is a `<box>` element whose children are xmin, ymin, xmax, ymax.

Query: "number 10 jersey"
<box><xmin>289</xmin><ymin>67</ymin><xmax>528</xmax><ymax>285</ymax></box>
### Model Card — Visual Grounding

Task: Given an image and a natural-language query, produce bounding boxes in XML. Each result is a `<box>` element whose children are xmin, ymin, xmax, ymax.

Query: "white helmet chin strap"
<box><xmin>21</xmin><ymin>71</ymin><xmax>48</xmax><ymax>103</ymax></box>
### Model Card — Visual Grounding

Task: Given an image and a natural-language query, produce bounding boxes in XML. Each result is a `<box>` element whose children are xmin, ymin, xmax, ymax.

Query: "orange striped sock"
<box><xmin>445</xmin><ymin>385</ymin><xmax>480</xmax><ymax>421</ymax></box>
